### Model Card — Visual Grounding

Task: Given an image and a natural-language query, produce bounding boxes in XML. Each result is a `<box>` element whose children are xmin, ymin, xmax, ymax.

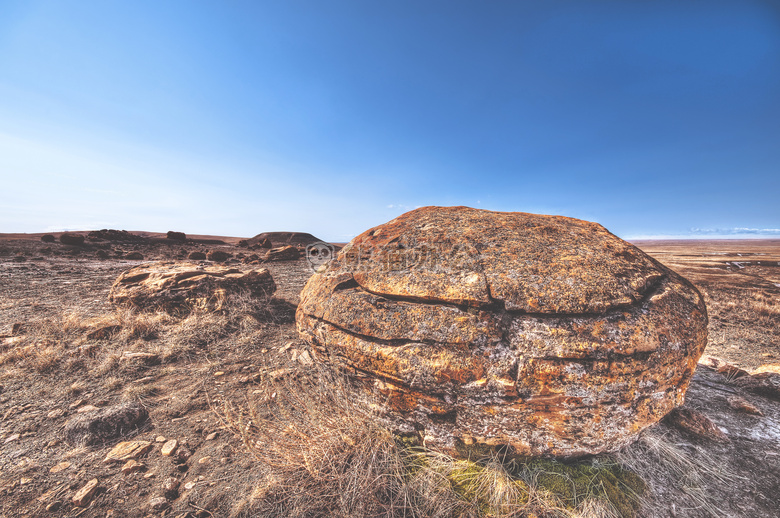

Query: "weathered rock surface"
<box><xmin>40</xmin><ymin>234</ymin><xmax>55</xmax><ymax>243</ymax></box>
<box><xmin>265</xmin><ymin>245</ymin><xmax>301</xmax><ymax>262</ymax></box>
<box><xmin>206</xmin><ymin>250</ymin><xmax>231</xmax><ymax>262</ymax></box>
<box><xmin>64</xmin><ymin>402</ymin><xmax>148</xmax><ymax>445</ymax></box>
<box><xmin>109</xmin><ymin>261</ymin><xmax>276</xmax><ymax>313</ymax></box>
<box><xmin>296</xmin><ymin>206</ymin><xmax>708</xmax><ymax>457</ymax></box>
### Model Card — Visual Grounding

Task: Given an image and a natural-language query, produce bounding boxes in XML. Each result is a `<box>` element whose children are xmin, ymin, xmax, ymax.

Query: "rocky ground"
<box><xmin>0</xmin><ymin>234</ymin><xmax>777</xmax><ymax>517</ymax></box>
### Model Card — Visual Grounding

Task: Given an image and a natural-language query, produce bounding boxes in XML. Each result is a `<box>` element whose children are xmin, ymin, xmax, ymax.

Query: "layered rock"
<box><xmin>109</xmin><ymin>261</ymin><xmax>275</xmax><ymax>313</ymax></box>
<box><xmin>296</xmin><ymin>206</ymin><xmax>708</xmax><ymax>457</ymax></box>
<box><xmin>264</xmin><ymin>245</ymin><xmax>301</xmax><ymax>262</ymax></box>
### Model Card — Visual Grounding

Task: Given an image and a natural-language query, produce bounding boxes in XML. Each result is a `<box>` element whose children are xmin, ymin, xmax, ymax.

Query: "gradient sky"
<box><xmin>1</xmin><ymin>0</ymin><xmax>779</xmax><ymax>241</ymax></box>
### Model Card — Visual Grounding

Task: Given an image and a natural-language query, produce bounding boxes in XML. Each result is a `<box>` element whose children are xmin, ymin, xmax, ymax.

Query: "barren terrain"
<box><xmin>0</xmin><ymin>235</ymin><xmax>778</xmax><ymax>517</ymax></box>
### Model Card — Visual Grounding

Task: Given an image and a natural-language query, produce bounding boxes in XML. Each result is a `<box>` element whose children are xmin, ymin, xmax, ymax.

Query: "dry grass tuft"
<box><xmin>220</xmin><ymin>362</ymin><xmax>644</xmax><ymax>518</ymax></box>
<box><xmin>616</xmin><ymin>429</ymin><xmax>742</xmax><ymax>517</ymax></box>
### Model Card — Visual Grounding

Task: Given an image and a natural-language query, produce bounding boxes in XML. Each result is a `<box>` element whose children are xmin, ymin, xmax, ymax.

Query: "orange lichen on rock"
<box><xmin>296</xmin><ymin>206</ymin><xmax>708</xmax><ymax>457</ymax></box>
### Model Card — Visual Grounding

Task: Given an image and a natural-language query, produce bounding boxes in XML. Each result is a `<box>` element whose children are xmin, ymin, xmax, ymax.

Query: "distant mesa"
<box><xmin>87</xmin><ymin>229</ymin><xmax>146</xmax><ymax>243</ymax></box>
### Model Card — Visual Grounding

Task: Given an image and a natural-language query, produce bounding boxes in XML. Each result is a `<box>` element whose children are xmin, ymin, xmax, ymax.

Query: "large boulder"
<box><xmin>109</xmin><ymin>261</ymin><xmax>276</xmax><ymax>313</ymax></box>
<box><xmin>296</xmin><ymin>206</ymin><xmax>708</xmax><ymax>457</ymax></box>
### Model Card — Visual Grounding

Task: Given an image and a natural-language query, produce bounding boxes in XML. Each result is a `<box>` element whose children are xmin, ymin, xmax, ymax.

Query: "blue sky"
<box><xmin>1</xmin><ymin>0</ymin><xmax>778</xmax><ymax>241</ymax></box>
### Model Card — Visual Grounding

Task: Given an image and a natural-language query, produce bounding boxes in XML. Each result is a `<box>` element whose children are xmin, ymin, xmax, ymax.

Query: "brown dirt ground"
<box><xmin>0</xmin><ymin>235</ymin><xmax>777</xmax><ymax>517</ymax></box>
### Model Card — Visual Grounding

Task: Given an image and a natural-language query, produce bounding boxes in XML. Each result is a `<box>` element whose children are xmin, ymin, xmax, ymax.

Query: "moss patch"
<box><xmin>518</xmin><ymin>458</ymin><xmax>646</xmax><ymax>518</ymax></box>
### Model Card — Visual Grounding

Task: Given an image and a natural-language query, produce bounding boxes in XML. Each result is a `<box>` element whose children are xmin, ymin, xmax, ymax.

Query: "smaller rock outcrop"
<box><xmin>64</xmin><ymin>402</ymin><xmax>148</xmax><ymax>446</ymax></box>
<box><xmin>188</xmin><ymin>251</ymin><xmax>206</xmax><ymax>260</ymax></box>
<box><xmin>166</xmin><ymin>231</ymin><xmax>187</xmax><ymax>241</ymax></box>
<box><xmin>41</xmin><ymin>234</ymin><xmax>55</xmax><ymax>243</ymax></box>
<box><xmin>207</xmin><ymin>250</ymin><xmax>231</xmax><ymax>262</ymax></box>
<box><xmin>60</xmin><ymin>233</ymin><xmax>85</xmax><ymax>246</ymax></box>
<box><xmin>264</xmin><ymin>245</ymin><xmax>301</xmax><ymax>262</ymax></box>
<box><xmin>109</xmin><ymin>261</ymin><xmax>276</xmax><ymax>313</ymax></box>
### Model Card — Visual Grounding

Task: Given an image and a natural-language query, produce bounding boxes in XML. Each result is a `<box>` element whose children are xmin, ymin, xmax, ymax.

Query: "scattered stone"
<box><xmin>147</xmin><ymin>496</ymin><xmax>170</xmax><ymax>511</ymax></box>
<box><xmin>109</xmin><ymin>261</ymin><xmax>276</xmax><ymax>314</ymax></box>
<box><xmin>174</xmin><ymin>447</ymin><xmax>192</xmax><ymax>463</ymax></box>
<box><xmin>11</xmin><ymin>322</ymin><xmax>26</xmax><ymax>335</ymax></box>
<box><xmin>188</xmin><ymin>251</ymin><xmax>207</xmax><ymax>260</ymax></box>
<box><xmin>297</xmin><ymin>349</ymin><xmax>314</xmax><ymax>366</ymax></box>
<box><xmin>296</xmin><ymin>206</ymin><xmax>709</xmax><ymax>457</ymax></box>
<box><xmin>161</xmin><ymin>439</ymin><xmax>178</xmax><ymax>457</ymax></box>
<box><xmin>4</xmin><ymin>433</ymin><xmax>20</xmax><ymax>443</ymax></box>
<box><xmin>205</xmin><ymin>432</ymin><xmax>218</xmax><ymax>441</ymax></box>
<box><xmin>76</xmin><ymin>405</ymin><xmax>100</xmax><ymax>413</ymax></box>
<box><xmin>197</xmin><ymin>456</ymin><xmax>212</xmax><ymax>465</ymax></box>
<box><xmin>144</xmin><ymin>471</ymin><xmax>156</xmax><ymax>479</ymax></box>
<box><xmin>184</xmin><ymin>481</ymin><xmax>197</xmax><ymax>491</ymax></box>
<box><xmin>733</xmin><ymin>372</ymin><xmax>780</xmax><ymax>401</ymax></box>
<box><xmin>60</xmin><ymin>233</ymin><xmax>85</xmax><ymax>246</ymax></box>
<box><xmin>167</xmin><ymin>231</ymin><xmax>187</xmax><ymax>242</ymax></box>
<box><xmin>47</xmin><ymin>408</ymin><xmax>66</xmax><ymax>419</ymax></box>
<box><xmin>69</xmin><ymin>399</ymin><xmax>85</xmax><ymax>410</ymax></box>
<box><xmin>121</xmin><ymin>352</ymin><xmax>159</xmax><ymax>362</ymax></box>
<box><xmin>87</xmin><ymin>325</ymin><xmax>121</xmax><ymax>340</ymax></box>
<box><xmin>41</xmin><ymin>234</ymin><xmax>56</xmax><ymax>243</ymax></box>
<box><xmin>104</xmin><ymin>441</ymin><xmax>153</xmax><ymax>463</ymax></box>
<box><xmin>666</xmin><ymin>407</ymin><xmax>730</xmax><ymax>443</ymax></box>
<box><xmin>45</xmin><ymin>501</ymin><xmax>62</xmax><ymax>512</ymax></box>
<box><xmin>125</xmin><ymin>252</ymin><xmax>144</xmax><ymax>260</ymax></box>
<box><xmin>155</xmin><ymin>435</ymin><xmax>167</xmax><ymax>443</ymax></box>
<box><xmin>727</xmin><ymin>396</ymin><xmax>763</xmax><ymax>416</ymax></box>
<box><xmin>162</xmin><ymin>477</ymin><xmax>180</xmax><ymax>498</ymax></box>
<box><xmin>206</xmin><ymin>250</ymin><xmax>231</xmax><ymax>262</ymax></box>
<box><xmin>264</xmin><ymin>245</ymin><xmax>300</xmax><ymax>262</ymax></box>
<box><xmin>121</xmin><ymin>459</ymin><xmax>145</xmax><ymax>474</ymax></box>
<box><xmin>65</xmin><ymin>402</ymin><xmax>148</xmax><ymax>446</ymax></box>
<box><xmin>72</xmin><ymin>478</ymin><xmax>99</xmax><ymax>507</ymax></box>
<box><xmin>214</xmin><ymin>371</ymin><xmax>225</xmax><ymax>377</ymax></box>
<box><xmin>49</xmin><ymin>461</ymin><xmax>71</xmax><ymax>473</ymax></box>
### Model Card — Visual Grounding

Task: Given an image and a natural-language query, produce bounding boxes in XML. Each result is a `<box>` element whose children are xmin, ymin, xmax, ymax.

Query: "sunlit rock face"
<box><xmin>296</xmin><ymin>206</ymin><xmax>708</xmax><ymax>457</ymax></box>
<box><xmin>109</xmin><ymin>261</ymin><xmax>276</xmax><ymax>314</ymax></box>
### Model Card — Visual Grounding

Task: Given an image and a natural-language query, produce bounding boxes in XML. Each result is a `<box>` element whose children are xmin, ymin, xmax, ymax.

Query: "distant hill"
<box><xmin>248</xmin><ymin>232</ymin><xmax>324</xmax><ymax>247</ymax></box>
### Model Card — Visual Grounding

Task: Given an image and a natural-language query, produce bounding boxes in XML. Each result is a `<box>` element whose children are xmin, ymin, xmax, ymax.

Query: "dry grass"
<box><xmin>616</xmin><ymin>429</ymin><xmax>742</xmax><ymax>517</ymax></box>
<box><xmin>220</xmin><ymin>362</ymin><xmax>644</xmax><ymax>518</ymax></box>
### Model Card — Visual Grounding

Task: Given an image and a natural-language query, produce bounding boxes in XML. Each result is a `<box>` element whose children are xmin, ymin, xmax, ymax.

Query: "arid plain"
<box><xmin>0</xmin><ymin>232</ymin><xmax>778</xmax><ymax>517</ymax></box>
